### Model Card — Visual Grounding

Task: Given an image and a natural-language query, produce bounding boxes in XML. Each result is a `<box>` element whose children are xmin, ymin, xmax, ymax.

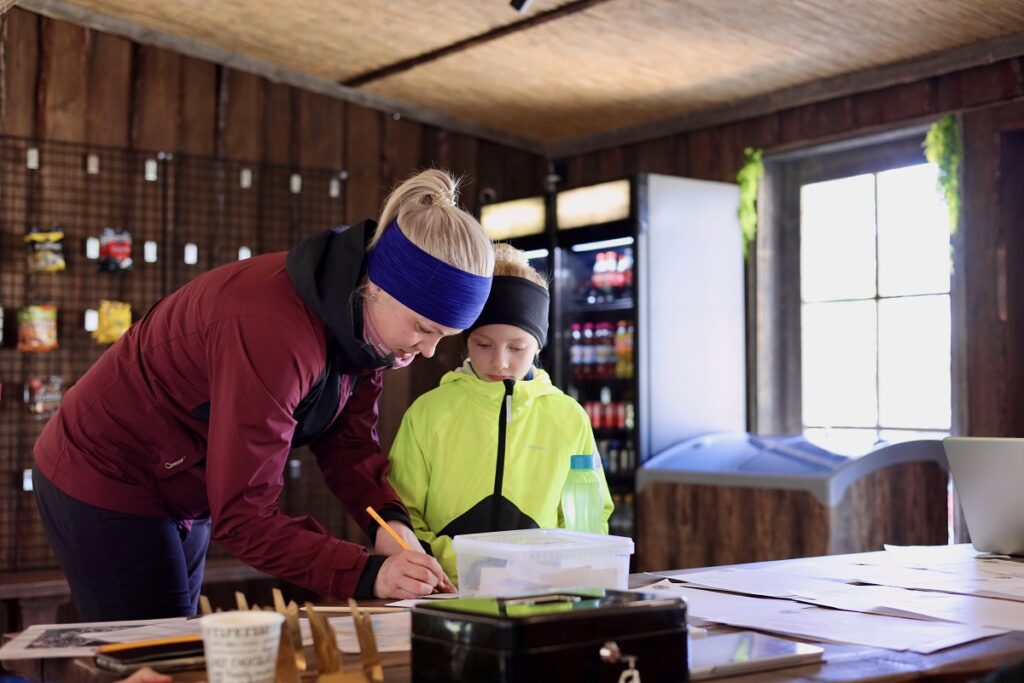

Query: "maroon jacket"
<box><xmin>34</xmin><ymin>223</ymin><xmax>406</xmax><ymax>598</ymax></box>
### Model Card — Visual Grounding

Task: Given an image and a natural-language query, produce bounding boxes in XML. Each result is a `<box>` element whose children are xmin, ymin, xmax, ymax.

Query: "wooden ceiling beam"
<box><xmin>342</xmin><ymin>0</ymin><xmax>616</xmax><ymax>87</ymax></box>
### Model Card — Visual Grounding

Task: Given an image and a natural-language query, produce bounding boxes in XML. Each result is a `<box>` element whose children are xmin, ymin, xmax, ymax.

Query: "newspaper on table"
<box><xmin>0</xmin><ymin>617</ymin><xmax>196</xmax><ymax>660</ymax></box>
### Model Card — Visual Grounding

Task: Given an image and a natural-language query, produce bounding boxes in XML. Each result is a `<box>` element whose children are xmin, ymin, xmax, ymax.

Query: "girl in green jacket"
<box><xmin>388</xmin><ymin>243</ymin><xmax>614</xmax><ymax>584</ymax></box>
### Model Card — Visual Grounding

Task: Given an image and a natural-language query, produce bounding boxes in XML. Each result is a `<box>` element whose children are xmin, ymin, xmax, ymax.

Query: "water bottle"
<box><xmin>561</xmin><ymin>454</ymin><xmax>604</xmax><ymax>533</ymax></box>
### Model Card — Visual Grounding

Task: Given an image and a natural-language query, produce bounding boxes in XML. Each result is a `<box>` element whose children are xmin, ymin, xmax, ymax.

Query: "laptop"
<box><xmin>943</xmin><ymin>437</ymin><xmax>1024</xmax><ymax>555</ymax></box>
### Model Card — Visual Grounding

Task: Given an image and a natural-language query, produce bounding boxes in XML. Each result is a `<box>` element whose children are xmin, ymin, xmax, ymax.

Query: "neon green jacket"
<box><xmin>388</xmin><ymin>362</ymin><xmax>614</xmax><ymax>583</ymax></box>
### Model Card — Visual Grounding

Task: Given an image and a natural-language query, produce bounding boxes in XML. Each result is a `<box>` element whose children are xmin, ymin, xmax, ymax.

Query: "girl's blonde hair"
<box><xmin>372</xmin><ymin>169</ymin><xmax>494</xmax><ymax>278</ymax></box>
<box><xmin>492</xmin><ymin>242</ymin><xmax>547</xmax><ymax>287</ymax></box>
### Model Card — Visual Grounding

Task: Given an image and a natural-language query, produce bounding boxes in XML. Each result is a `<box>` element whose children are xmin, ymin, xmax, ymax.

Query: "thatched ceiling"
<box><xmin>17</xmin><ymin>0</ymin><xmax>1024</xmax><ymax>155</ymax></box>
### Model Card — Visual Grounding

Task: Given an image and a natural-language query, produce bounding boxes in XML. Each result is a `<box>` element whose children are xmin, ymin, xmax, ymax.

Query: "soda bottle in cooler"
<box><xmin>619</xmin><ymin>247</ymin><xmax>634</xmax><ymax>298</ymax></box>
<box><xmin>624</xmin><ymin>321</ymin><xmax>635</xmax><ymax>377</ymax></box>
<box><xmin>581</xmin><ymin>322</ymin><xmax>596</xmax><ymax>378</ymax></box>
<box><xmin>569</xmin><ymin>322</ymin><xmax>583</xmax><ymax>380</ymax></box>
<box><xmin>614</xmin><ymin>320</ymin><xmax>628</xmax><ymax>378</ymax></box>
<box><xmin>594</xmin><ymin>322</ymin><xmax>612</xmax><ymax>378</ymax></box>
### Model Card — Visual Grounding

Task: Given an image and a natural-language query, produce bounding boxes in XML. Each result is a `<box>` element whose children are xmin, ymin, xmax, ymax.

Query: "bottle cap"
<box><xmin>570</xmin><ymin>454</ymin><xmax>593</xmax><ymax>470</ymax></box>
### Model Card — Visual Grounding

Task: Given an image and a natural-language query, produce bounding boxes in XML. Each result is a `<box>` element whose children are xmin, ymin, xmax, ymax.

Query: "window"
<box><xmin>799</xmin><ymin>162</ymin><xmax>951</xmax><ymax>453</ymax></box>
<box><xmin>754</xmin><ymin>132</ymin><xmax>955</xmax><ymax>455</ymax></box>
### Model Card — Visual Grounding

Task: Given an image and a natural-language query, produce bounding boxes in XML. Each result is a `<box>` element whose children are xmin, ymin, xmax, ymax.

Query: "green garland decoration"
<box><xmin>923</xmin><ymin>115</ymin><xmax>961</xmax><ymax>233</ymax></box>
<box><xmin>737</xmin><ymin>147</ymin><xmax>764</xmax><ymax>259</ymax></box>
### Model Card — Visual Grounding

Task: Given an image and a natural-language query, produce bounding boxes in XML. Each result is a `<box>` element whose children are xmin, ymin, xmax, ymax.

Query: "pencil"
<box><xmin>95</xmin><ymin>634</ymin><xmax>202</xmax><ymax>654</ymax></box>
<box><xmin>365</xmin><ymin>506</ymin><xmax>411</xmax><ymax>551</ymax></box>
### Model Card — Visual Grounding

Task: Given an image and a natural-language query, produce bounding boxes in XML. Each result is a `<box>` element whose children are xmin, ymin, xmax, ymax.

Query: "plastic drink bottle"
<box><xmin>561</xmin><ymin>454</ymin><xmax>604</xmax><ymax>533</ymax></box>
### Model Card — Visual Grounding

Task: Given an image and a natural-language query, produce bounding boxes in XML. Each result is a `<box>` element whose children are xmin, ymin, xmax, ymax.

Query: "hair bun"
<box><xmin>431</xmin><ymin>189</ymin><xmax>457</xmax><ymax>208</ymax></box>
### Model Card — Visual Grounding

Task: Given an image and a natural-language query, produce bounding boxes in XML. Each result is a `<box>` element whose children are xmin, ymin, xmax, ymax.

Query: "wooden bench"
<box><xmin>0</xmin><ymin>558</ymin><xmax>285</xmax><ymax>631</ymax></box>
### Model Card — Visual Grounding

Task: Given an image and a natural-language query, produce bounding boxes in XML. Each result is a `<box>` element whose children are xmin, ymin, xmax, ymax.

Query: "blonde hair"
<box><xmin>492</xmin><ymin>242</ymin><xmax>547</xmax><ymax>287</ymax></box>
<box><xmin>371</xmin><ymin>169</ymin><xmax>494</xmax><ymax>278</ymax></box>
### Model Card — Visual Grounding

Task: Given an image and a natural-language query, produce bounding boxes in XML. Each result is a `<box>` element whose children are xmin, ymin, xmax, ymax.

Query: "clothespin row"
<box><xmin>199</xmin><ymin>590</ymin><xmax>384</xmax><ymax>682</ymax></box>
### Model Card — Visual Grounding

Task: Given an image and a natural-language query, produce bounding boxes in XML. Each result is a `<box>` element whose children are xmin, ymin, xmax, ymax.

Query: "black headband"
<box><xmin>466</xmin><ymin>276</ymin><xmax>549</xmax><ymax>347</ymax></box>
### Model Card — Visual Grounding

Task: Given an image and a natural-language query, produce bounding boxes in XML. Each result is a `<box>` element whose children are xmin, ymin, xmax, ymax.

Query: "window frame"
<box><xmin>752</xmin><ymin>129</ymin><xmax>961</xmax><ymax>440</ymax></box>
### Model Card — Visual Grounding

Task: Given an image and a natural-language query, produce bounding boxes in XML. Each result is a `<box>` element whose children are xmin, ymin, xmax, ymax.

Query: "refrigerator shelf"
<box><xmin>594</xmin><ymin>427</ymin><xmax>633</xmax><ymax>437</ymax></box>
<box><xmin>569</xmin><ymin>376</ymin><xmax>634</xmax><ymax>384</ymax></box>
<box><xmin>569</xmin><ymin>297</ymin><xmax>635</xmax><ymax>314</ymax></box>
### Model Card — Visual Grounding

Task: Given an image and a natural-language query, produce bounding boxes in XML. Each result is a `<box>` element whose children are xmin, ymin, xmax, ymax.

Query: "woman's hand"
<box><xmin>373</xmin><ymin>521</ymin><xmax>422</xmax><ymax>556</ymax></box>
<box><xmin>115</xmin><ymin>666</ymin><xmax>173</xmax><ymax>683</ymax></box>
<box><xmin>374</xmin><ymin>551</ymin><xmax>456</xmax><ymax>599</ymax></box>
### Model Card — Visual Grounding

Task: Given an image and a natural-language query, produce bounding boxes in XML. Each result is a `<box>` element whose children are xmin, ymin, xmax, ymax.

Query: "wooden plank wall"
<box><xmin>3</xmin><ymin>7</ymin><xmax>1023</xmax><ymax>577</ymax></box>
<box><xmin>0</xmin><ymin>8</ymin><xmax>547</xmax><ymax>572</ymax></box>
<box><xmin>0</xmin><ymin>6</ymin><xmax>546</xmax><ymax>451</ymax></box>
<box><xmin>554</xmin><ymin>56</ymin><xmax>1024</xmax><ymax>439</ymax></box>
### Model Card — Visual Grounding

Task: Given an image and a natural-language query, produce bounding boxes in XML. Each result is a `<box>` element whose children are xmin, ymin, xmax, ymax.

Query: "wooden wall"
<box><xmin>0</xmin><ymin>7</ymin><xmax>547</xmax><ymax>450</ymax></box>
<box><xmin>2</xmin><ymin>8</ymin><xmax>1023</xmax><ymax>580</ymax></box>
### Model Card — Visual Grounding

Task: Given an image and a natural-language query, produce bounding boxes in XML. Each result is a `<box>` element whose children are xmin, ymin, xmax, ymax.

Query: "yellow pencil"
<box><xmin>95</xmin><ymin>633</ymin><xmax>202</xmax><ymax>654</ymax></box>
<box><xmin>365</xmin><ymin>506</ymin><xmax>411</xmax><ymax>551</ymax></box>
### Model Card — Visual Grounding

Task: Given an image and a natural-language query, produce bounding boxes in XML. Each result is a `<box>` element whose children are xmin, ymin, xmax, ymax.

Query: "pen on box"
<box><xmin>365</xmin><ymin>506</ymin><xmax>411</xmax><ymax>551</ymax></box>
<box><xmin>95</xmin><ymin>633</ymin><xmax>202</xmax><ymax>654</ymax></box>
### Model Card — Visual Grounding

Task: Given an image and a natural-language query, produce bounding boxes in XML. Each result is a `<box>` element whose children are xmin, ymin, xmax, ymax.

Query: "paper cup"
<box><xmin>200</xmin><ymin>610</ymin><xmax>284</xmax><ymax>683</ymax></box>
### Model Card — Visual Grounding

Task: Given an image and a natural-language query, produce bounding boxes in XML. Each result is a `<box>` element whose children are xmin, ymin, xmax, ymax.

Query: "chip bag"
<box><xmin>17</xmin><ymin>305</ymin><xmax>58</xmax><ymax>351</ymax></box>
<box><xmin>99</xmin><ymin>227</ymin><xmax>133</xmax><ymax>272</ymax></box>
<box><xmin>93</xmin><ymin>299</ymin><xmax>132</xmax><ymax>344</ymax></box>
<box><xmin>25</xmin><ymin>227</ymin><xmax>66</xmax><ymax>273</ymax></box>
<box><xmin>25</xmin><ymin>375</ymin><xmax>63</xmax><ymax>417</ymax></box>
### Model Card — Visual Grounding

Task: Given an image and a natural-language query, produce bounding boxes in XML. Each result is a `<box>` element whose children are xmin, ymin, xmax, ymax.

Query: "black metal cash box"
<box><xmin>411</xmin><ymin>589</ymin><xmax>688</xmax><ymax>682</ymax></box>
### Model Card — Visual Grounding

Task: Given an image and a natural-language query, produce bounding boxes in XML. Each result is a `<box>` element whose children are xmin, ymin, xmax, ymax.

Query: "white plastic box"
<box><xmin>451</xmin><ymin>528</ymin><xmax>635</xmax><ymax>596</ymax></box>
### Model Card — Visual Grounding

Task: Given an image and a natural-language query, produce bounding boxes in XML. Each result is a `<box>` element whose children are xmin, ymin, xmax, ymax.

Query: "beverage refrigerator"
<box><xmin>479</xmin><ymin>175</ymin><xmax>747</xmax><ymax>544</ymax></box>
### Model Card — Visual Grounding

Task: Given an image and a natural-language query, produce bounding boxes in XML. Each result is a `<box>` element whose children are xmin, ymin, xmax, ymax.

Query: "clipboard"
<box><xmin>94</xmin><ymin>639</ymin><xmax>206</xmax><ymax>675</ymax></box>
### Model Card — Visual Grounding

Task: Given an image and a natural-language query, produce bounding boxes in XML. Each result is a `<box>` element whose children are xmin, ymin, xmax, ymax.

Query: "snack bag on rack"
<box><xmin>93</xmin><ymin>299</ymin><xmax>132</xmax><ymax>344</ymax></box>
<box><xmin>17</xmin><ymin>305</ymin><xmax>58</xmax><ymax>351</ymax></box>
<box><xmin>98</xmin><ymin>227</ymin><xmax>133</xmax><ymax>272</ymax></box>
<box><xmin>25</xmin><ymin>227</ymin><xmax>67</xmax><ymax>273</ymax></box>
<box><xmin>25</xmin><ymin>376</ymin><xmax>64</xmax><ymax>418</ymax></box>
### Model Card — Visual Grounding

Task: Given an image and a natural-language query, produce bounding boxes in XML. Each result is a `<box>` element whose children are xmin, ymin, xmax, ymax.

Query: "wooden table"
<box><xmin>5</xmin><ymin>551</ymin><xmax>1024</xmax><ymax>682</ymax></box>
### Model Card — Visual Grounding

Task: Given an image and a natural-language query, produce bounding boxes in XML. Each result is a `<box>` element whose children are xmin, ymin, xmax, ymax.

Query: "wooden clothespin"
<box><xmin>348</xmin><ymin>599</ymin><xmax>384</xmax><ymax>683</ymax></box>
<box><xmin>199</xmin><ymin>595</ymin><xmax>213</xmax><ymax>616</ymax></box>
<box><xmin>273</xmin><ymin>588</ymin><xmax>307</xmax><ymax>672</ymax></box>
<box><xmin>272</xmin><ymin>620</ymin><xmax>301</xmax><ymax>683</ymax></box>
<box><xmin>306</xmin><ymin>603</ymin><xmax>370</xmax><ymax>683</ymax></box>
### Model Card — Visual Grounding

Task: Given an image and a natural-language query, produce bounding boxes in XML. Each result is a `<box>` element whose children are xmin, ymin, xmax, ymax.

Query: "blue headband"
<box><xmin>366</xmin><ymin>220</ymin><xmax>491</xmax><ymax>329</ymax></box>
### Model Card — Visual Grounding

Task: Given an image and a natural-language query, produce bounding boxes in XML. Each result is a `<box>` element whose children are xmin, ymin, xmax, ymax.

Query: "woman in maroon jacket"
<box><xmin>32</xmin><ymin>169</ymin><xmax>493</xmax><ymax>621</ymax></box>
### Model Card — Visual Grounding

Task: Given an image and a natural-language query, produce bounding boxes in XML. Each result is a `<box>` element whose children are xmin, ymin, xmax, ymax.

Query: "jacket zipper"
<box><xmin>491</xmin><ymin>379</ymin><xmax>515</xmax><ymax>530</ymax></box>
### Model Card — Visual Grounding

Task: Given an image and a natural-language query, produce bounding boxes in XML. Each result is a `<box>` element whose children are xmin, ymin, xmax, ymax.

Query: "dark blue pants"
<box><xmin>33</xmin><ymin>466</ymin><xmax>211</xmax><ymax>622</ymax></box>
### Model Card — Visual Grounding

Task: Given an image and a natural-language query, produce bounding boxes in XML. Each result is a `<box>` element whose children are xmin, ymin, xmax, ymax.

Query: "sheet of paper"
<box><xmin>89</xmin><ymin>620</ymin><xmax>201</xmax><ymax>644</ymax></box>
<box><xmin>881</xmin><ymin>543</ymin><xmax>1006</xmax><ymax>566</ymax></box>
<box><xmin>643</xmin><ymin>581</ymin><xmax>1006</xmax><ymax>654</ymax></box>
<box><xmin>670</xmin><ymin>567</ymin><xmax>851</xmax><ymax>600</ymax></box>
<box><xmin>298</xmin><ymin>612</ymin><xmax>411</xmax><ymax>653</ymax></box>
<box><xmin>387</xmin><ymin>594</ymin><xmax>460</xmax><ymax>608</ymax></box>
<box><xmin>672</xmin><ymin>564</ymin><xmax>1024</xmax><ymax>631</ymax></box>
<box><xmin>0</xmin><ymin>617</ymin><xmax>192</xmax><ymax>660</ymax></box>
<box><xmin>779</xmin><ymin>554</ymin><xmax>1024</xmax><ymax>601</ymax></box>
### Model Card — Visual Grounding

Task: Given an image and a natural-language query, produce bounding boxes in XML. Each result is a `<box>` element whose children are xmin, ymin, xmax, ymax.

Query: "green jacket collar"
<box><xmin>439</xmin><ymin>361</ymin><xmax>561</xmax><ymax>415</ymax></box>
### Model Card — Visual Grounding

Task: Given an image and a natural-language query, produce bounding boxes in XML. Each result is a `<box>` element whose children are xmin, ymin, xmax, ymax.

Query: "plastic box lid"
<box><xmin>452</xmin><ymin>529</ymin><xmax>634</xmax><ymax>561</ymax></box>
